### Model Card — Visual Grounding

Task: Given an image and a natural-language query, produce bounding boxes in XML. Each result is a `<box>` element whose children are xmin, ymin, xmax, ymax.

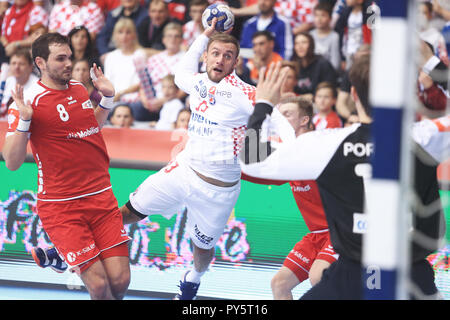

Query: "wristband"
<box><xmin>16</xmin><ymin>118</ymin><xmax>31</xmax><ymax>132</ymax></box>
<box><xmin>98</xmin><ymin>95</ymin><xmax>114</xmax><ymax>110</ymax></box>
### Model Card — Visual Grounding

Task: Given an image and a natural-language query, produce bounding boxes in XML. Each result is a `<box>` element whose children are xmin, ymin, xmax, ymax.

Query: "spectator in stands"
<box><xmin>277</xmin><ymin>0</ymin><xmax>318</xmax><ymax>35</ymax></box>
<box><xmin>151</xmin><ymin>74</ymin><xmax>185</xmax><ymax>130</ymax></box>
<box><xmin>1</xmin><ymin>0</ymin><xmax>48</xmax><ymax>57</ymax></box>
<box><xmin>104</xmin><ymin>17</ymin><xmax>144</xmax><ymax>108</ymax></box>
<box><xmin>68</xmin><ymin>26</ymin><xmax>102</xmax><ymax>69</ymax></box>
<box><xmin>312</xmin><ymin>81</ymin><xmax>342</xmax><ymax>129</ymax></box>
<box><xmin>49</xmin><ymin>0</ymin><xmax>104</xmax><ymax>40</ymax></box>
<box><xmin>166</xmin><ymin>0</ymin><xmax>190</xmax><ymax>23</ymax></box>
<box><xmin>174</xmin><ymin>108</ymin><xmax>191</xmax><ymax>130</ymax></box>
<box><xmin>137</xmin><ymin>22</ymin><xmax>185</xmax><ymax>121</ymax></box>
<box><xmin>97</xmin><ymin>0</ymin><xmax>121</xmax><ymax>17</ymax></box>
<box><xmin>280</xmin><ymin>60</ymin><xmax>300</xmax><ymax>100</ymax></box>
<box><xmin>0</xmin><ymin>48</ymin><xmax>38</xmax><ymax>117</ymax></box>
<box><xmin>291</xmin><ymin>32</ymin><xmax>337</xmax><ymax>102</ymax></box>
<box><xmin>182</xmin><ymin>0</ymin><xmax>208</xmax><ymax>50</ymax></box>
<box><xmin>419</xmin><ymin>0</ymin><xmax>449</xmax><ymax>66</ymax></box>
<box><xmin>232</xmin><ymin>0</ymin><xmax>317</xmax><ymax>35</ymax></box>
<box><xmin>96</xmin><ymin>0</ymin><xmax>148</xmax><ymax>64</ymax></box>
<box><xmin>27</xmin><ymin>21</ymin><xmax>47</xmax><ymax>47</ymax></box>
<box><xmin>418</xmin><ymin>39</ymin><xmax>448</xmax><ymax>113</ymax></box>
<box><xmin>310</xmin><ymin>2</ymin><xmax>340</xmax><ymax>70</ymax></box>
<box><xmin>335</xmin><ymin>0</ymin><xmax>372</xmax><ymax>71</ymax></box>
<box><xmin>330</xmin><ymin>0</ymin><xmax>346</xmax><ymax>28</ymax></box>
<box><xmin>240</xmin><ymin>0</ymin><xmax>293</xmax><ymax>60</ymax></box>
<box><xmin>71</xmin><ymin>58</ymin><xmax>102</xmax><ymax>107</ymax></box>
<box><xmin>109</xmin><ymin>103</ymin><xmax>135</xmax><ymax>128</ymax></box>
<box><xmin>137</xmin><ymin>0</ymin><xmax>180</xmax><ymax>56</ymax></box>
<box><xmin>335</xmin><ymin>43</ymin><xmax>369</xmax><ymax>120</ymax></box>
<box><xmin>242</xmin><ymin>31</ymin><xmax>284</xmax><ymax>85</ymax></box>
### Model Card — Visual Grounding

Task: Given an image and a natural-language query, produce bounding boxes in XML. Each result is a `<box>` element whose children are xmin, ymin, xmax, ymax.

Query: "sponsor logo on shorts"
<box><xmin>66</xmin><ymin>243</ymin><xmax>96</xmax><ymax>263</ymax></box>
<box><xmin>194</xmin><ymin>224</ymin><xmax>213</xmax><ymax>246</ymax></box>
<box><xmin>291</xmin><ymin>184</ymin><xmax>311</xmax><ymax>192</ymax></box>
<box><xmin>67</xmin><ymin>252</ymin><xmax>77</xmax><ymax>263</ymax></box>
<box><xmin>291</xmin><ymin>250</ymin><xmax>310</xmax><ymax>265</ymax></box>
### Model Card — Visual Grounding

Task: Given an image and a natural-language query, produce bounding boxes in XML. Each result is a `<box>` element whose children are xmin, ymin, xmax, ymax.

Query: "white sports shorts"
<box><xmin>128</xmin><ymin>159</ymin><xmax>241</xmax><ymax>249</ymax></box>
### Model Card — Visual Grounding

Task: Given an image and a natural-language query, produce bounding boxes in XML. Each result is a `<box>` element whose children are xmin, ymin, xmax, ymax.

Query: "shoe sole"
<box><xmin>50</xmin><ymin>266</ymin><xmax>66</xmax><ymax>273</ymax></box>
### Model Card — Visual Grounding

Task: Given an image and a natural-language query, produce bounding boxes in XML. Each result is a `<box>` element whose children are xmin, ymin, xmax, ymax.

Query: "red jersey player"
<box><xmin>242</xmin><ymin>95</ymin><xmax>338</xmax><ymax>300</ymax></box>
<box><xmin>3</xmin><ymin>33</ymin><xmax>131</xmax><ymax>300</ymax></box>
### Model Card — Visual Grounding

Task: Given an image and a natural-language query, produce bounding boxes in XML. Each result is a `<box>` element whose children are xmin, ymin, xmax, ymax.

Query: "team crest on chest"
<box><xmin>208</xmin><ymin>86</ymin><xmax>216</xmax><ymax>105</ymax></box>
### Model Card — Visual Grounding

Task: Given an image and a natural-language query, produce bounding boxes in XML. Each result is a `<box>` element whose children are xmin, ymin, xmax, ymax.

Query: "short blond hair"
<box><xmin>112</xmin><ymin>17</ymin><xmax>141</xmax><ymax>51</ymax></box>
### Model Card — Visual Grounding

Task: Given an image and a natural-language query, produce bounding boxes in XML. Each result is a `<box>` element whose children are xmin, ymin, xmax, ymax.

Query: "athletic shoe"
<box><xmin>174</xmin><ymin>271</ymin><xmax>200</xmax><ymax>300</ymax></box>
<box><xmin>31</xmin><ymin>247</ymin><xmax>68</xmax><ymax>273</ymax></box>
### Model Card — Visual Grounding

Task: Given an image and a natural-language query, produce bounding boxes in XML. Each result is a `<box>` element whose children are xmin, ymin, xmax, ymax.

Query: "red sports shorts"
<box><xmin>37</xmin><ymin>188</ymin><xmax>131</xmax><ymax>273</ymax></box>
<box><xmin>283</xmin><ymin>230</ymin><xmax>338</xmax><ymax>283</ymax></box>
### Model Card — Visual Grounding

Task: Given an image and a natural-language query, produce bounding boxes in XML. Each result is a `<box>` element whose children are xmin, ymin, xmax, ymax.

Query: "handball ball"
<box><xmin>202</xmin><ymin>4</ymin><xmax>235</xmax><ymax>32</ymax></box>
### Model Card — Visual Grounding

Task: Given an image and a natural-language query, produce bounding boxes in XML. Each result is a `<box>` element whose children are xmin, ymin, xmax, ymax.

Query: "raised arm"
<box><xmin>174</xmin><ymin>18</ymin><xmax>218</xmax><ymax>93</ymax></box>
<box><xmin>240</xmin><ymin>61</ymin><xmax>288</xmax><ymax>164</ymax></box>
<box><xmin>90</xmin><ymin>63</ymin><xmax>115</xmax><ymax>128</ymax></box>
<box><xmin>239</xmin><ymin>61</ymin><xmax>352</xmax><ymax>182</ymax></box>
<box><xmin>3</xmin><ymin>84</ymin><xmax>33</xmax><ymax>171</ymax></box>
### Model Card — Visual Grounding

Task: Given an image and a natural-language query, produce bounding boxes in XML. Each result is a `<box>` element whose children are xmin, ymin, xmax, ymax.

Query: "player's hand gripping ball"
<box><xmin>202</xmin><ymin>4</ymin><xmax>235</xmax><ymax>32</ymax></box>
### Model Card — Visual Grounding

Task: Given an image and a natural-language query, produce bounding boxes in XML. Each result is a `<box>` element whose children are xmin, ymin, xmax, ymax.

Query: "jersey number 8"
<box><xmin>56</xmin><ymin>104</ymin><xmax>69</xmax><ymax>122</ymax></box>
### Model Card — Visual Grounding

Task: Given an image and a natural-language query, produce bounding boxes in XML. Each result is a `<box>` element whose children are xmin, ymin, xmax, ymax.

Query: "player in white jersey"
<box><xmin>119</xmin><ymin>18</ymin><xmax>292</xmax><ymax>300</ymax></box>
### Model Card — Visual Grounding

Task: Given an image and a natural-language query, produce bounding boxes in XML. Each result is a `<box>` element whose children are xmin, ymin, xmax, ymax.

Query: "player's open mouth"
<box><xmin>213</xmin><ymin>68</ymin><xmax>223</xmax><ymax>73</ymax></box>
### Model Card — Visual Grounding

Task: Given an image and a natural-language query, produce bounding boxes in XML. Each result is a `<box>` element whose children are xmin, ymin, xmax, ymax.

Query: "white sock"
<box><xmin>185</xmin><ymin>269</ymin><xmax>205</xmax><ymax>284</ymax></box>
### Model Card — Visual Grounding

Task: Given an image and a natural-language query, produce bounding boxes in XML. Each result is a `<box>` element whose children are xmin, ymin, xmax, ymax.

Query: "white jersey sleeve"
<box><xmin>174</xmin><ymin>34</ymin><xmax>208</xmax><ymax>94</ymax></box>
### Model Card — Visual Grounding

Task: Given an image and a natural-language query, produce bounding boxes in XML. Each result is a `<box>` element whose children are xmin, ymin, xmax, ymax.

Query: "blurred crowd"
<box><xmin>0</xmin><ymin>0</ymin><xmax>448</xmax><ymax>130</ymax></box>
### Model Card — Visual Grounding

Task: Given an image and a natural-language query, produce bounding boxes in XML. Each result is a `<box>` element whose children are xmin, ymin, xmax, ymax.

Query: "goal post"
<box><xmin>363</xmin><ymin>0</ymin><xmax>416</xmax><ymax>300</ymax></box>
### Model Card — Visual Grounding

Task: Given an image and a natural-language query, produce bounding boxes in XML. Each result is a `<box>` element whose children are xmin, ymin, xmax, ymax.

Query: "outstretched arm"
<box><xmin>240</xmin><ymin>61</ymin><xmax>288</xmax><ymax>164</ymax></box>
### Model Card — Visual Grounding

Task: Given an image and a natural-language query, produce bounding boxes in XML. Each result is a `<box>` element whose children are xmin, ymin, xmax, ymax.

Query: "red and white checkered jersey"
<box><xmin>1</xmin><ymin>5</ymin><xmax>48</xmax><ymax>39</ymax></box>
<box><xmin>275</xmin><ymin>0</ymin><xmax>317</xmax><ymax>29</ymax></box>
<box><xmin>49</xmin><ymin>0</ymin><xmax>104</xmax><ymax>36</ymax></box>
<box><xmin>147</xmin><ymin>50</ymin><xmax>185</xmax><ymax>98</ymax></box>
<box><xmin>182</xmin><ymin>20</ymin><xmax>202</xmax><ymax>48</ymax></box>
<box><xmin>6</xmin><ymin>80</ymin><xmax>112</xmax><ymax>201</ymax></box>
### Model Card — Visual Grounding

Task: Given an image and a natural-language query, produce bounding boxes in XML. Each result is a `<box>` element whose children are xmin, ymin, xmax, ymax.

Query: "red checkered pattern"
<box><xmin>183</xmin><ymin>20</ymin><xmax>202</xmax><ymax>48</ymax></box>
<box><xmin>49</xmin><ymin>0</ymin><xmax>104</xmax><ymax>36</ymax></box>
<box><xmin>231</xmin><ymin>124</ymin><xmax>247</xmax><ymax>156</ymax></box>
<box><xmin>147</xmin><ymin>50</ymin><xmax>184</xmax><ymax>97</ymax></box>
<box><xmin>28</xmin><ymin>5</ymin><xmax>48</xmax><ymax>29</ymax></box>
<box><xmin>1</xmin><ymin>5</ymin><xmax>48</xmax><ymax>39</ymax></box>
<box><xmin>275</xmin><ymin>0</ymin><xmax>317</xmax><ymax>29</ymax></box>
<box><xmin>224</xmin><ymin>73</ymin><xmax>256</xmax><ymax>106</ymax></box>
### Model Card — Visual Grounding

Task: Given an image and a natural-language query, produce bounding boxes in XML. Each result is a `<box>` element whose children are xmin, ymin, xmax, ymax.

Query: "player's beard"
<box><xmin>46</xmin><ymin>64</ymin><xmax>72</xmax><ymax>86</ymax></box>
